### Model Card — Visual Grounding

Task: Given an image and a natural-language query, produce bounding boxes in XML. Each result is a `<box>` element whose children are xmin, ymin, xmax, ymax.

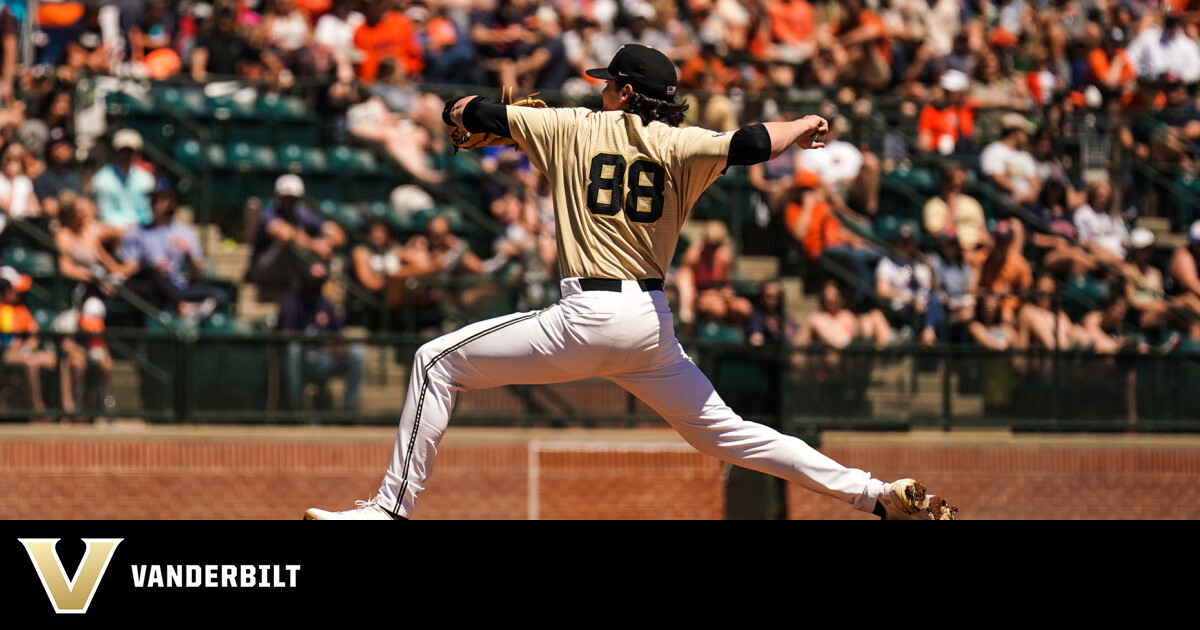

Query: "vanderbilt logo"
<box><xmin>19</xmin><ymin>538</ymin><xmax>123</xmax><ymax>614</ymax></box>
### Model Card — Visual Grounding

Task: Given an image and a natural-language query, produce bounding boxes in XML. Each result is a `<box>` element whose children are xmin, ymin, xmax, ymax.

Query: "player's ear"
<box><xmin>620</xmin><ymin>83</ymin><xmax>634</xmax><ymax>104</ymax></box>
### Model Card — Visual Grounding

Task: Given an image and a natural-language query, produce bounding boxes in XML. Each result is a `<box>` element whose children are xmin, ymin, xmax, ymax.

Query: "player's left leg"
<box><xmin>608</xmin><ymin>355</ymin><xmax>886</xmax><ymax>514</ymax></box>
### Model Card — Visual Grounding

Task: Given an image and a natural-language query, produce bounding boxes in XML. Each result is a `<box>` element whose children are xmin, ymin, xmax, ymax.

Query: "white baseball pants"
<box><xmin>376</xmin><ymin>278</ymin><xmax>886</xmax><ymax>518</ymax></box>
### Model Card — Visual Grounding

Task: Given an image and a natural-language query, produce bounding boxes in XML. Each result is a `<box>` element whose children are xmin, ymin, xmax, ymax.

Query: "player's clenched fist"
<box><xmin>796</xmin><ymin>115</ymin><xmax>829</xmax><ymax>150</ymax></box>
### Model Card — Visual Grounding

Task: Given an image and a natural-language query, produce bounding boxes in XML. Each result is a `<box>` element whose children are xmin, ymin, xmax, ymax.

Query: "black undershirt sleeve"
<box><xmin>727</xmin><ymin>123</ymin><xmax>772</xmax><ymax>167</ymax></box>
<box><xmin>442</xmin><ymin>96</ymin><xmax>511</xmax><ymax>138</ymax></box>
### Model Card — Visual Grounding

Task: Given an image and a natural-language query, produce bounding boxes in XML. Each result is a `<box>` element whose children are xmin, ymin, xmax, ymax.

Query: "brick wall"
<box><xmin>2</xmin><ymin>426</ymin><xmax>1198</xmax><ymax>520</ymax></box>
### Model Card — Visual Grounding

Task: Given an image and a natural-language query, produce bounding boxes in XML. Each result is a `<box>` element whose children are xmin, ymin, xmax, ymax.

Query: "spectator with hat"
<box><xmin>89</xmin><ymin>129</ymin><xmax>156</xmax><ymax>232</ymax></box>
<box><xmin>245</xmin><ymin>174</ymin><xmax>345</xmax><ymax>300</ymax></box>
<box><xmin>0</xmin><ymin>269</ymin><xmax>76</xmax><ymax>422</ymax></box>
<box><xmin>917</xmin><ymin>69</ymin><xmax>978</xmax><ymax>156</ymax></box>
<box><xmin>115</xmin><ymin>181</ymin><xmax>228</xmax><ymax>322</ymax></box>
<box><xmin>1121</xmin><ymin>226</ymin><xmax>1193</xmax><ymax>342</ymax></box>
<box><xmin>979</xmin><ymin>112</ymin><xmax>1042</xmax><ymax>208</ymax></box>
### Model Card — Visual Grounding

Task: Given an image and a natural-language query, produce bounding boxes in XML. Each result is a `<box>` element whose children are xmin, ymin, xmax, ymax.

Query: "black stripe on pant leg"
<box><xmin>392</xmin><ymin>310</ymin><xmax>546</xmax><ymax>517</ymax></box>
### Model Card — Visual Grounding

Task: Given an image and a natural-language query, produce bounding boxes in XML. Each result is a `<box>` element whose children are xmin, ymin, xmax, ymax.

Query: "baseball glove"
<box><xmin>447</xmin><ymin>86</ymin><xmax>547</xmax><ymax>152</ymax></box>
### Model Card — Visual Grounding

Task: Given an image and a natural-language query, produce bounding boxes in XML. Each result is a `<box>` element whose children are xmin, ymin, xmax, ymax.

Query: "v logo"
<box><xmin>19</xmin><ymin>538</ymin><xmax>123</xmax><ymax>614</ymax></box>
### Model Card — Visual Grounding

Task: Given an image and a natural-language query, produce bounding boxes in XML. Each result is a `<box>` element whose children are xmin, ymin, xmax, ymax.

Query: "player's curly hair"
<box><xmin>625</xmin><ymin>91</ymin><xmax>689</xmax><ymax>127</ymax></box>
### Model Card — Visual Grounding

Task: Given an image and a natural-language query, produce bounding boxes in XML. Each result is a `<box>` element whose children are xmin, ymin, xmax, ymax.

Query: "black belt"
<box><xmin>578</xmin><ymin>278</ymin><xmax>664</xmax><ymax>292</ymax></box>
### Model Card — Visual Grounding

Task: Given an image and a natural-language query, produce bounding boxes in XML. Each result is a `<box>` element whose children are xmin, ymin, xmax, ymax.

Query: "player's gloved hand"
<box><xmin>447</xmin><ymin>87</ymin><xmax>548</xmax><ymax>151</ymax></box>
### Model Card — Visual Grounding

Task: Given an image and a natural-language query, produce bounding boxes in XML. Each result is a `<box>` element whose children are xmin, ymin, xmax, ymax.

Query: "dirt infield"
<box><xmin>2</xmin><ymin>422</ymin><xmax>1199</xmax><ymax>519</ymax></box>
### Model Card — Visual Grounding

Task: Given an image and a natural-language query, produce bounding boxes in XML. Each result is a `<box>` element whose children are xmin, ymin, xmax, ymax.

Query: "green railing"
<box><xmin>3</xmin><ymin>327</ymin><xmax>1199</xmax><ymax>433</ymax></box>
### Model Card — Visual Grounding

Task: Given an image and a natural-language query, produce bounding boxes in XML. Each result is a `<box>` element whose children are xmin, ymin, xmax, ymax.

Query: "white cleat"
<box><xmin>304</xmin><ymin>498</ymin><xmax>401</xmax><ymax>520</ymax></box>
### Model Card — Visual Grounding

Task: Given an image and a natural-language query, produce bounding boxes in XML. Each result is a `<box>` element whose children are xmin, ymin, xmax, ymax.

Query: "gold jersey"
<box><xmin>506</xmin><ymin>107</ymin><xmax>734</xmax><ymax>281</ymax></box>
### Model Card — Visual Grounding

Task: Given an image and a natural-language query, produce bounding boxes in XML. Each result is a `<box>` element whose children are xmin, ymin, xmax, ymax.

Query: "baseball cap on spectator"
<box><xmin>79</xmin><ymin>297</ymin><xmax>107</xmax><ymax>334</ymax></box>
<box><xmin>1000</xmin><ymin>113</ymin><xmax>1036</xmax><ymax>135</ymax></box>
<box><xmin>112</xmin><ymin>129</ymin><xmax>143</xmax><ymax>151</ymax></box>
<box><xmin>940</xmin><ymin>70</ymin><xmax>969</xmax><ymax>93</ymax></box>
<box><xmin>1189</xmin><ymin>220</ymin><xmax>1200</xmax><ymax>245</ymax></box>
<box><xmin>275</xmin><ymin>174</ymin><xmax>305</xmax><ymax>198</ymax></box>
<box><xmin>1129</xmin><ymin>227</ymin><xmax>1155</xmax><ymax>250</ymax></box>
<box><xmin>0</xmin><ymin>266</ymin><xmax>31</xmax><ymax>293</ymax></box>
<box><xmin>585</xmin><ymin>44</ymin><xmax>679</xmax><ymax>101</ymax></box>
<box><xmin>794</xmin><ymin>168</ymin><xmax>820</xmax><ymax>190</ymax></box>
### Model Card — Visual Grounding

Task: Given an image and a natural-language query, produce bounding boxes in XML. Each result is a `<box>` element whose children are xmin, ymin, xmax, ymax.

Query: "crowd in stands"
<box><xmin>5</xmin><ymin>0</ymin><xmax>1200</xmax><ymax>422</ymax></box>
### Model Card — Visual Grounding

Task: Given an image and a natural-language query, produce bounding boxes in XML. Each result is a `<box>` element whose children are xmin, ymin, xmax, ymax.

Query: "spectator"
<box><xmin>0</xmin><ymin>2</ymin><xmax>16</xmax><ymax>105</ymax></box>
<box><xmin>969</xmin><ymin>50</ymin><xmax>1030</xmax><ymax>110</ymax></box>
<box><xmin>784</xmin><ymin>169</ymin><xmax>881</xmax><ymax>292</ymax></box>
<box><xmin>1123</xmin><ymin>227</ymin><xmax>1192</xmax><ymax>340</ymax></box>
<box><xmin>968</xmin><ymin>292</ymin><xmax>1018</xmax><ymax>351</ymax></box>
<box><xmin>1073</xmin><ymin>177</ymin><xmax>1129</xmax><ymax>267</ymax></box>
<box><xmin>765</xmin><ymin>0</ymin><xmax>817</xmax><ymax>64</ymax></box>
<box><xmin>796</xmin><ymin>116</ymin><xmax>880</xmax><ymax>217</ymax></box>
<box><xmin>418</xmin><ymin>4</ymin><xmax>478</xmax><ymax>86</ymax></box>
<box><xmin>33</xmin><ymin>136</ymin><xmax>83</xmax><ymax>219</ymax></box>
<box><xmin>1126</xmin><ymin>13</ymin><xmax>1200</xmax><ymax>87</ymax></box>
<box><xmin>1028</xmin><ymin>177</ymin><xmax>1100</xmax><ymax>279</ymax></box>
<box><xmin>673</xmin><ymin>220</ymin><xmax>753</xmax><ymax>329</ymax></box>
<box><xmin>1030</xmin><ymin>128</ymin><xmax>1084</xmax><ymax>209</ymax></box>
<box><xmin>313</xmin><ymin>0</ymin><xmax>364</xmax><ymax>76</ymax></box>
<box><xmin>89</xmin><ymin>129</ymin><xmax>156</xmax><ymax>232</ymax></box>
<box><xmin>941</xmin><ymin>33</ymin><xmax>975</xmax><ymax>77</ymax></box>
<box><xmin>817</xmin><ymin>0</ymin><xmax>892</xmax><ymax>93</ymax></box>
<box><xmin>351</xmin><ymin>216</ymin><xmax>441</xmax><ymax>328</ymax></box>
<box><xmin>747</xmin><ymin>279</ymin><xmax>799</xmax><ymax>347</ymax></box>
<box><xmin>55</xmin><ymin>295</ymin><xmax>116</xmax><ymax>419</ymax></box>
<box><xmin>244</xmin><ymin>174</ymin><xmax>346</xmax><ymax>299</ymax></box>
<box><xmin>277</xmin><ymin>260</ymin><xmax>365</xmax><ymax>416</ymax></box>
<box><xmin>917</xmin><ymin>69</ymin><xmax>978</xmax><ymax>155</ymax></box>
<box><xmin>979</xmin><ymin>112</ymin><xmax>1042</xmax><ymax>208</ymax></box>
<box><xmin>1168</xmin><ymin>221</ymin><xmax>1200</xmax><ymax>321</ymax></box>
<box><xmin>930</xmin><ymin>232</ymin><xmax>978</xmax><ymax>331</ymax></box>
<box><xmin>977</xmin><ymin>219</ymin><xmax>1033</xmax><ymax>323</ymax></box>
<box><xmin>260</xmin><ymin>0</ymin><xmax>322</xmax><ymax>82</ymax></box>
<box><xmin>1087</xmin><ymin>27</ymin><xmax>1138</xmax><ymax>108</ymax></box>
<box><xmin>0</xmin><ymin>142</ymin><xmax>45</xmax><ymax>238</ymax></box>
<box><xmin>404</xmin><ymin>213</ymin><xmax>495</xmax><ymax>320</ymax></box>
<box><xmin>53</xmin><ymin>192</ymin><xmax>126</xmax><ymax>301</ymax></box>
<box><xmin>128</xmin><ymin>0</ymin><xmax>179</xmax><ymax>66</ymax></box>
<box><xmin>875</xmin><ymin>222</ymin><xmax>943</xmax><ymax>345</ymax></box>
<box><xmin>922</xmin><ymin>162</ymin><xmax>988</xmax><ymax>256</ymax></box>
<box><xmin>353</xmin><ymin>0</ymin><xmax>423</xmax><ymax>84</ymax></box>
<box><xmin>796</xmin><ymin>279</ymin><xmax>894</xmax><ymax>349</ymax></box>
<box><xmin>0</xmin><ymin>274</ymin><xmax>73</xmax><ymax>422</ymax></box>
<box><xmin>1016</xmin><ymin>271</ymin><xmax>1087</xmax><ymax>352</ymax></box>
<box><xmin>513</xmin><ymin>5</ymin><xmax>577</xmax><ymax>91</ymax></box>
<box><xmin>1146</xmin><ymin>74</ymin><xmax>1200</xmax><ymax>172</ymax></box>
<box><xmin>115</xmin><ymin>183</ymin><xmax>228</xmax><ymax>322</ymax></box>
<box><xmin>190</xmin><ymin>3</ymin><xmax>269</xmax><ymax>83</ymax></box>
<box><xmin>345</xmin><ymin>72</ymin><xmax>448</xmax><ymax>185</ymax></box>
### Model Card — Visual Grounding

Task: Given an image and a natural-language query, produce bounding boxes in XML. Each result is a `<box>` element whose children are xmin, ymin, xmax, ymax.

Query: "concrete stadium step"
<box><xmin>735</xmin><ymin>255</ymin><xmax>779</xmax><ymax>284</ymax></box>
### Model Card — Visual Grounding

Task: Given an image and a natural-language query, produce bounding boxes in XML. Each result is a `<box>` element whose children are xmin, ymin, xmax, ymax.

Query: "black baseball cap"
<box><xmin>586</xmin><ymin>44</ymin><xmax>678</xmax><ymax>101</ymax></box>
